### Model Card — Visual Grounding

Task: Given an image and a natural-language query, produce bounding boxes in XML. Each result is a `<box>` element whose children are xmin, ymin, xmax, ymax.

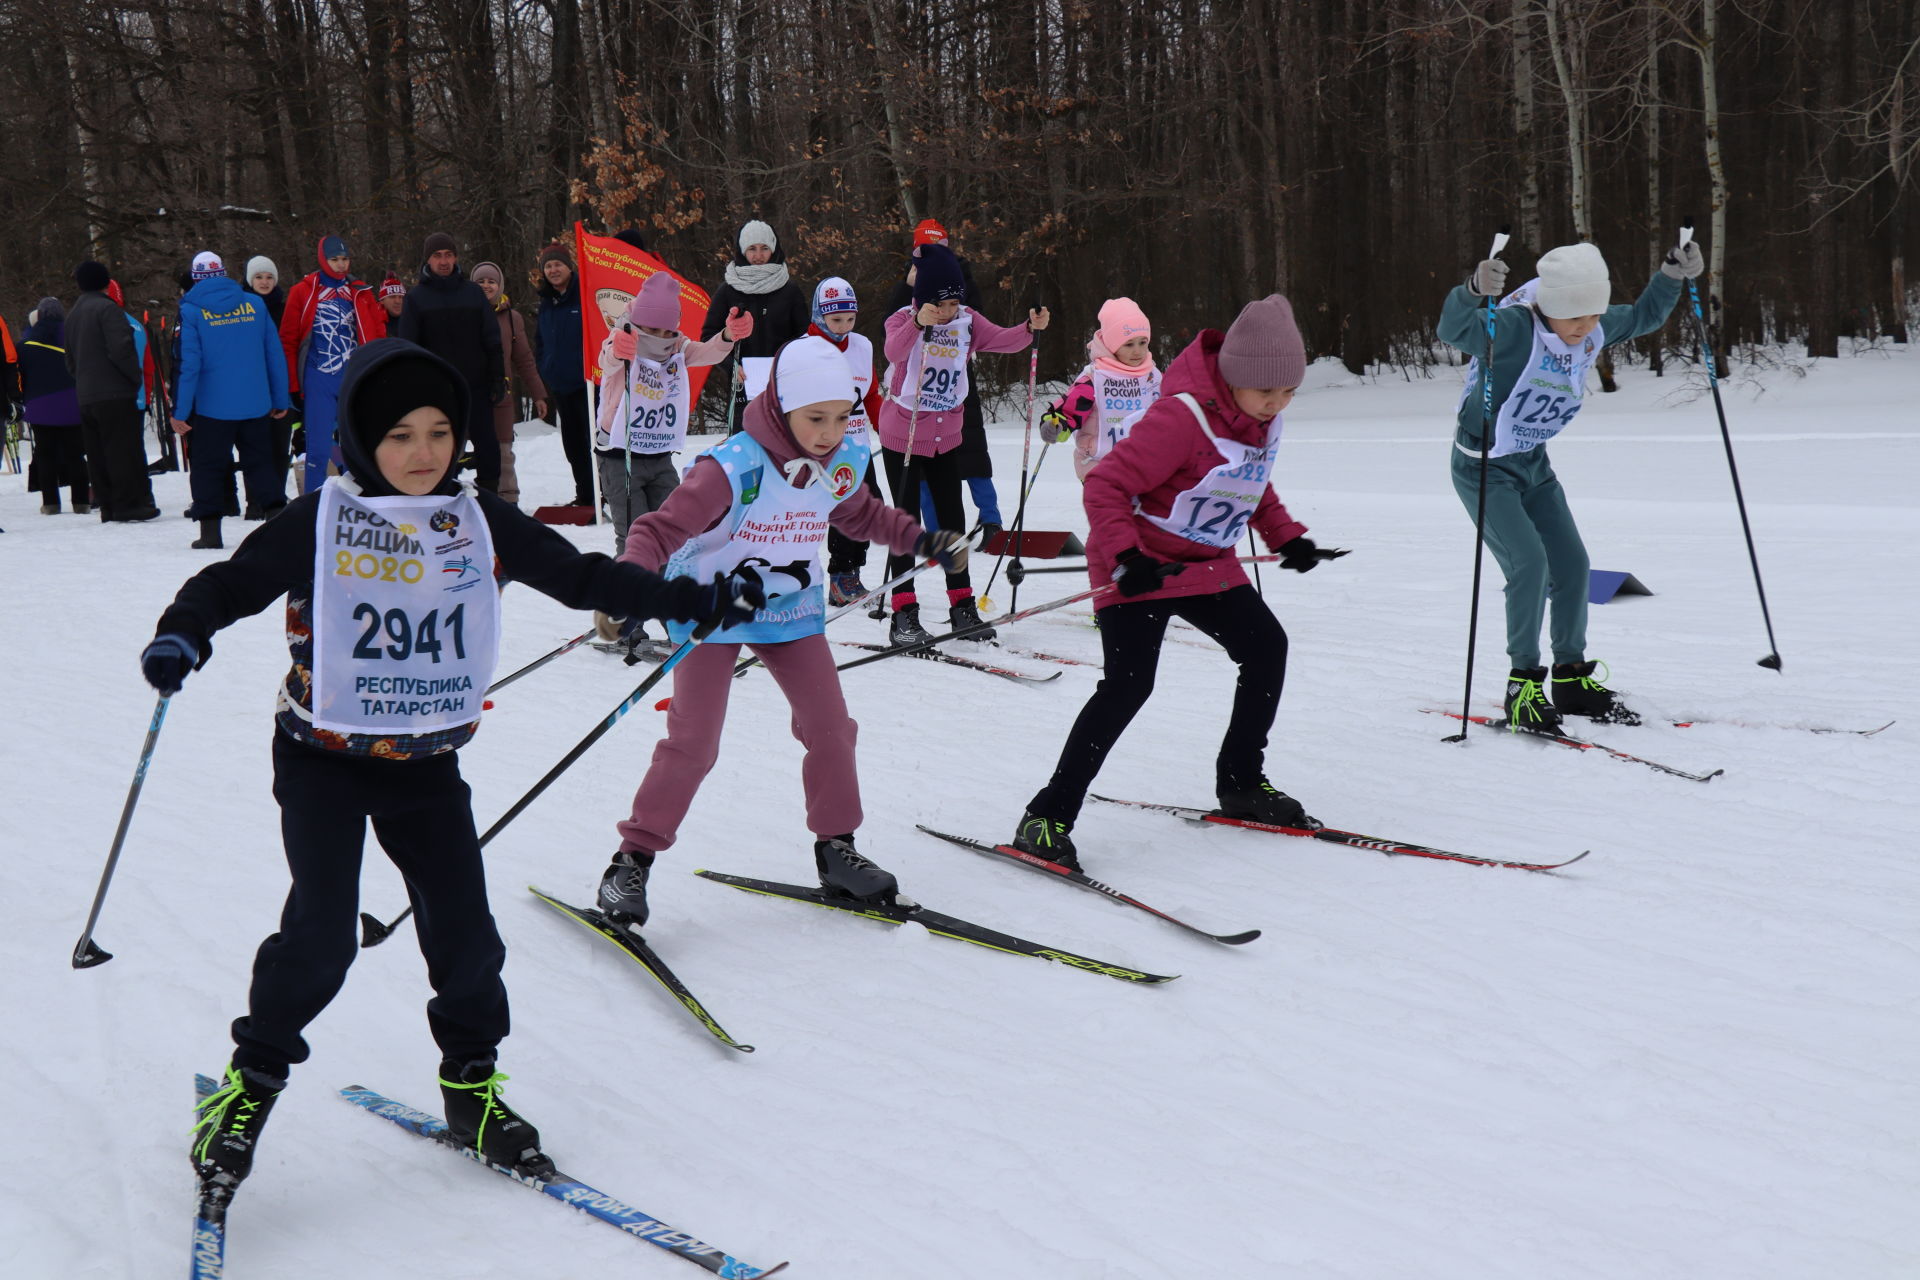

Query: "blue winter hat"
<box><xmin>321</xmin><ymin>235</ymin><xmax>350</xmax><ymax>260</ymax></box>
<box><xmin>911</xmin><ymin>244</ymin><xmax>966</xmax><ymax>306</ymax></box>
<box><xmin>812</xmin><ymin>276</ymin><xmax>858</xmax><ymax>327</ymax></box>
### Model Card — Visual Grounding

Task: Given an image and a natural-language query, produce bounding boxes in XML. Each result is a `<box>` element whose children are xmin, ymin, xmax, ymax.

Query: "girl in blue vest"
<box><xmin>140</xmin><ymin>339</ymin><xmax>747</xmax><ymax>1196</ymax></box>
<box><xmin>1438</xmin><ymin>239</ymin><xmax>1703</xmax><ymax>730</ymax></box>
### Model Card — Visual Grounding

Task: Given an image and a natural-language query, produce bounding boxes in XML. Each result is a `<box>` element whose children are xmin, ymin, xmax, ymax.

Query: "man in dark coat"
<box><xmin>396</xmin><ymin>232</ymin><xmax>504</xmax><ymax>490</ymax></box>
<box><xmin>65</xmin><ymin>261</ymin><xmax>159</xmax><ymax>521</ymax></box>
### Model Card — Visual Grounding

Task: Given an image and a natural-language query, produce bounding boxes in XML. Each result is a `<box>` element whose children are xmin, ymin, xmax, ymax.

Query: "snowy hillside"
<box><xmin>3</xmin><ymin>343</ymin><xmax>1916</xmax><ymax>1278</ymax></box>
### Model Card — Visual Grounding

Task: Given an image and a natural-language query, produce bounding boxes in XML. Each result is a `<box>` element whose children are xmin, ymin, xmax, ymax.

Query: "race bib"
<box><xmin>1090</xmin><ymin>364</ymin><xmax>1162</xmax><ymax>458</ymax></box>
<box><xmin>1138</xmin><ymin>394</ymin><xmax>1278</xmax><ymax>549</ymax></box>
<box><xmin>620</xmin><ymin>352</ymin><xmax>691</xmax><ymax>454</ymax></box>
<box><xmin>1489</xmin><ymin>319</ymin><xmax>1603</xmax><ymax>458</ymax></box>
<box><xmin>894</xmin><ymin>310</ymin><xmax>971</xmax><ymax>414</ymax></box>
<box><xmin>309</xmin><ymin>480</ymin><xmax>500</xmax><ymax>735</ymax></box>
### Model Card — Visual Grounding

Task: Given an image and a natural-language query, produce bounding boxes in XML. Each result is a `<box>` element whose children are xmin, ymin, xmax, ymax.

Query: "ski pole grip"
<box><xmin>1679</xmin><ymin>216</ymin><xmax>1695</xmax><ymax>248</ymax></box>
<box><xmin>1489</xmin><ymin>226</ymin><xmax>1512</xmax><ymax>258</ymax></box>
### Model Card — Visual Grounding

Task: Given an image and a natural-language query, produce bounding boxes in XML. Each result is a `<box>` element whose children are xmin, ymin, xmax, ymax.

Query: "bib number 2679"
<box><xmin>351</xmin><ymin>603</ymin><xmax>467</xmax><ymax>663</ymax></box>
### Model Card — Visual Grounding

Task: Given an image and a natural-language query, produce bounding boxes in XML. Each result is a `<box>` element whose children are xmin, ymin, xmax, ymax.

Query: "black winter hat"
<box><xmin>75</xmin><ymin>261</ymin><xmax>111</xmax><ymax>292</ymax></box>
<box><xmin>421</xmin><ymin>231</ymin><xmax>457</xmax><ymax>260</ymax></box>
<box><xmin>911</xmin><ymin>244</ymin><xmax>966</xmax><ymax>306</ymax></box>
<box><xmin>336</xmin><ymin>339</ymin><xmax>471</xmax><ymax>496</ymax></box>
<box><xmin>613</xmin><ymin>227</ymin><xmax>649</xmax><ymax>252</ymax></box>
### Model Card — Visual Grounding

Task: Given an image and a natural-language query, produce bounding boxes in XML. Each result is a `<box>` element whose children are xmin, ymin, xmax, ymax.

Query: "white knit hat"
<box><xmin>738</xmin><ymin>220</ymin><xmax>776</xmax><ymax>254</ymax></box>
<box><xmin>245</xmin><ymin>255</ymin><xmax>278</xmax><ymax>284</ymax></box>
<box><xmin>774</xmin><ymin>336</ymin><xmax>856</xmax><ymax>412</ymax></box>
<box><xmin>190</xmin><ymin>250</ymin><xmax>225</xmax><ymax>281</ymax></box>
<box><xmin>1533</xmin><ymin>243</ymin><xmax>1611</xmax><ymax>319</ymax></box>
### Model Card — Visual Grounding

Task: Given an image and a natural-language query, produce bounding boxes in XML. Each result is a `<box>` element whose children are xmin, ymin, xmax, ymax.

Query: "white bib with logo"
<box><xmin>1089</xmin><ymin>364</ymin><xmax>1162</xmax><ymax>458</ymax></box>
<box><xmin>1138</xmin><ymin>393</ymin><xmax>1278</xmax><ymax>549</ymax></box>
<box><xmin>605</xmin><ymin>350</ymin><xmax>691</xmax><ymax>454</ymax></box>
<box><xmin>891</xmin><ymin>309</ymin><xmax>971</xmax><ymax>414</ymax></box>
<box><xmin>839</xmin><ymin>331</ymin><xmax>876</xmax><ymax>449</ymax></box>
<box><xmin>309</xmin><ymin>479</ymin><xmax>500</xmax><ymax>735</ymax></box>
<box><xmin>1489</xmin><ymin>317</ymin><xmax>1603</xmax><ymax>458</ymax></box>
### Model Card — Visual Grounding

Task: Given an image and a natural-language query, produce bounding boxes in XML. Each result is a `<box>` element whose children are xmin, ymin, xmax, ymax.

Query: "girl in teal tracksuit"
<box><xmin>1438</xmin><ymin>237</ymin><xmax>1703</xmax><ymax>730</ymax></box>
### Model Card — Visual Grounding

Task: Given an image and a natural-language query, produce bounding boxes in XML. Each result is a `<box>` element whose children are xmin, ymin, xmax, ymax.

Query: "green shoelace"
<box><xmin>192</xmin><ymin>1068</ymin><xmax>267</xmax><ymax>1163</ymax></box>
<box><xmin>439</xmin><ymin>1069</ymin><xmax>513</xmax><ymax>1148</ymax></box>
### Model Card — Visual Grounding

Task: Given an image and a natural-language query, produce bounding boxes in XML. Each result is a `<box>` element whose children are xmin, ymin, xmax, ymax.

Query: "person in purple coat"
<box><xmin>1008</xmin><ymin>295</ymin><xmax>1344</xmax><ymax>872</ymax></box>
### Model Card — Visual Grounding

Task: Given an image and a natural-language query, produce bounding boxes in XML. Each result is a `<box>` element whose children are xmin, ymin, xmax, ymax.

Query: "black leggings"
<box><xmin>231</xmin><ymin>733</ymin><xmax>508</xmax><ymax>1076</ymax></box>
<box><xmin>556</xmin><ymin>386</ymin><xmax>593</xmax><ymax>504</ymax></box>
<box><xmin>1027</xmin><ymin>586</ymin><xmax>1288</xmax><ymax>825</ymax></box>
<box><xmin>882</xmin><ymin>446</ymin><xmax>971</xmax><ymax>602</ymax></box>
<box><xmin>31</xmin><ymin>426</ymin><xmax>88</xmax><ymax>506</ymax></box>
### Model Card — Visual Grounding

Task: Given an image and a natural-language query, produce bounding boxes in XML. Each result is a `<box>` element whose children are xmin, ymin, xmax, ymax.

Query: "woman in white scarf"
<box><xmin>702</xmin><ymin>219</ymin><xmax>811</xmax><ymax>431</ymax></box>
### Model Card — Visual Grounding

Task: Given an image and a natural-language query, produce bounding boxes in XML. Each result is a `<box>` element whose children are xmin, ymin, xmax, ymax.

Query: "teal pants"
<box><xmin>1450</xmin><ymin>445</ymin><xmax>1589</xmax><ymax>670</ymax></box>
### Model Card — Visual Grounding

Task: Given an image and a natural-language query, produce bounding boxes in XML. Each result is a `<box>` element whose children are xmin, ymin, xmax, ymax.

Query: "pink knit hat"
<box><xmin>1096</xmin><ymin>297</ymin><xmax>1151</xmax><ymax>355</ymax></box>
<box><xmin>624</xmin><ymin>272</ymin><xmax>680</xmax><ymax>330</ymax></box>
<box><xmin>1217</xmin><ymin>293</ymin><xmax>1306</xmax><ymax>389</ymax></box>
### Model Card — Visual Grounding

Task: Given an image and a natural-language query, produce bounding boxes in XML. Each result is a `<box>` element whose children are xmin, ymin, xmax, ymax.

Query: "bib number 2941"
<box><xmin>352</xmin><ymin>603</ymin><xmax>468</xmax><ymax>663</ymax></box>
<box><xmin>1180</xmin><ymin>496</ymin><xmax>1252</xmax><ymax>542</ymax></box>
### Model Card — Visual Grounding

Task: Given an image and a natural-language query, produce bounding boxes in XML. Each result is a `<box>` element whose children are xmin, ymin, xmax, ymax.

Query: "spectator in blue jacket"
<box><xmin>534</xmin><ymin>243</ymin><xmax>593</xmax><ymax>506</ymax></box>
<box><xmin>173</xmin><ymin>250</ymin><xmax>292</xmax><ymax>549</ymax></box>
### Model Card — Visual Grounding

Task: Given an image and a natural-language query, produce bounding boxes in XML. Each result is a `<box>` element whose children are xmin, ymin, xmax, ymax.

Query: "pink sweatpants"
<box><xmin>616</xmin><ymin>631</ymin><xmax>861</xmax><ymax>853</ymax></box>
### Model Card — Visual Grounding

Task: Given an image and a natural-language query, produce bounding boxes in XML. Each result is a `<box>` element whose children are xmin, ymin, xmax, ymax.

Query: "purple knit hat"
<box><xmin>625</xmin><ymin>272</ymin><xmax>680</xmax><ymax>330</ymax></box>
<box><xmin>1217</xmin><ymin>293</ymin><xmax>1306</xmax><ymax>389</ymax></box>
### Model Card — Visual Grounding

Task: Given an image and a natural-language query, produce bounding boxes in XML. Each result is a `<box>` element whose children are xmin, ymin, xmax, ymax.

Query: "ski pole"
<box><xmin>1006</xmin><ymin>549</ymin><xmax>1350</xmax><ymax>582</ymax></box>
<box><xmin>874</xmin><ymin>330</ymin><xmax>931</xmax><ymax>621</ymax></box>
<box><xmin>1677</xmin><ymin>218</ymin><xmax>1782</xmax><ymax>671</ymax></box>
<box><xmin>487</xmin><ymin>629</ymin><xmax>595</xmax><ymax>695</ymax></box>
<box><xmin>982</xmin><ymin>310</ymin><xmax>1043</xmax><ymax>613</ymax></box>
<box><xmin>1443</xmin><ymin>226</ymin><xmax>1511</xmax><ymax>744</ymax></box>
<box><xmin>836</xmin><ymin>582</ymin><xmax>1118</xmax><ymax>673</ymax></box>
<box><xmin>72</xmin><ymin>694</ymin><xmax>171</xmax><ymax>968</ymax></box>
<box><xmin>360</xmin><ymin>617</ymin><xmax>723</xmax><ymax>947</ymax></box>
<box><xmin>981</xmin><ymin>402</ymin><xmax>1063</xmax><ymax>611</ymax></box>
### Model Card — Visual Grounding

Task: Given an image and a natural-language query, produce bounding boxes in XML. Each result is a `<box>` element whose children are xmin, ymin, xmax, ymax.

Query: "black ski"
<box><xmin>915</xmin><ymin>826</ymin><xmax>1259</xmax><ymax>945</ymax></box>
<box><xmin>834</xmin><ymin>641</ymin><xmax>1062</xmax><ymax>685</ymax></box>
<box><xmin>528</xmin><ymin>887</ymin><xmax>754</xmax><ymax>1053</ymax></box>
<box><xmin>1421</xmin><ymin>709</ymin><xmax>1724</xmax><ymax>781</ymax></box>
<box><xmin>694</xmin><ymin>869</ymin><xmax>1177</xmax><ymax>984</ymax></box>
<box><xmin>1089</xmin><ymin>794</ymin><xmax>1590</xmax><ymax>872</ymax></box>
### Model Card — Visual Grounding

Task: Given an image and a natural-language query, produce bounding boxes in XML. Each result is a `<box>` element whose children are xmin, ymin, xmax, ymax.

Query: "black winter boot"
<box><xmin>1215</xmin><ymin>779</ymin><xmax>1315</xmax><ymax>829</ymax></box>
<box><xmin>192</xmin><ymin>1064</ymin><xmax>284</xmax><ymax>1185</ymax></box>
<box><xmin>1551</xmin><ymin>660</ymin><xmax>1641</xmax><ymax>725</ymax></box>
<box><xmin>439</xmin><ymin>1059</ymin><xmax>551</xmax><ymax>1174</ymax></box>
<box><xmin>888</xmin><ymin>602</ymin><xmax>933</xmax><ymax>648</ymax></box>
<box><xmin>1503</xmin><ymin>667</ymin><xmax>1562</xmax><ymax>733</ymax></box>
<box><xmin>596</xmin><ymin>849</ymin><xmax>653</xmax><ymax>925</ymax></box>
<box><xmin>1011</xmin><ymin>812</ymin><xmax>1081</xmax><ymax>871</ymax></box>
<box><xmin>946</xmin><ymin>596</ymin><xmax>997</xmax><ymax>642</ymax></box>
<box><xmin>814</xmin><ymin>835</ymin><xmax>899</xmax><ymax>903</ymax></box>
<box><xmin>191</xmin><ymin>517</ymin><xmax>223</xmax><ymax>549</ymax></box>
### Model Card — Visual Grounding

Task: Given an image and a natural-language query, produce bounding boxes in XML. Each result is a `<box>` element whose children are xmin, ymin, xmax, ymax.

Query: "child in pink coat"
<box><xmin>875</xmin><ymin>243</ymin><xmax>1048</xmax><ymax>646</ymax></box>
<box><xmin>1007</xmin><ymin>295</ymin><xmax>1343</xmax><ymax>872</ymax></box>
<box><xmin>1040</xmin><ymin>298</ymin><xmax>1163</xmax><ymax>482</ymax></box>
<box><xmin>596</xmin><ymin>337</ymin><xmax>969</xmax><ymax>922</ymax></box>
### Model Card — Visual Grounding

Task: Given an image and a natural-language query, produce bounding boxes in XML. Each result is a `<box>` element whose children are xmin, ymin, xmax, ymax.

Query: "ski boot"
<box><xmin>946</xmin><ymin>595</ymin><xmax>997</xmax><ymax>643</ymax></box>
<box><xmin>1551</xmin><ymin>660</ymin><xmax>1641</xmax><ymax>725</ymax></box>
<box><xmin>1011</xmin><ymin>812</ymin><xmax>1081</xmax><ymax>872</ymax></box>
<box><xmin>1215</xmin><ymin>779</ymin><xmax>1316</xmax><ymax>829</ymax></box>
<box><xmin>439</xmin><ymin>1059</ymin><xmax>552</xmax><ymax>1175</ymax></box>
<box><xmin>192</xmin><ymin>1063</ymin><xmax>284</xmax><ymax>1185</ymax></box>
<box><xmin>1503</xmin><ymin>666</ymin><xmax>1563</xmax><ymax>734</ymax></box>
<box><xmin>889</xmin><ymin>602</ymin><xmax>934</xmax><ymax>649</ymax></box>
<box><xmin>829</xmin><ymin>571</ymin><xmax>868</xmax><ymax>608</ymax></box>
<box><xmin>596</xmin><ymin>849</ymin><xmax>654</xmax><ymax>926</ymax></box>
<box><xmin>814</xmin><ymin>836</ymin><xmax>899</xmax><ymax>904</ymax></box>
<box><xmin>191</xmin><ymin>517</ymin><xmax>223</xmax><ymax>550</ymax></box>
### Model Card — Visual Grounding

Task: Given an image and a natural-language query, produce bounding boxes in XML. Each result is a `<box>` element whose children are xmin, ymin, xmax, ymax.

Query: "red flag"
<box><xmin>573</xmin><ymin>223</ymin><xmax>713</xmax><ymax>407</ymax></box>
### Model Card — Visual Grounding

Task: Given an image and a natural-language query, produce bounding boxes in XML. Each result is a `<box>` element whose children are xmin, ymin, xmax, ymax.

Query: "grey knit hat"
<box><xmin>1218</xmin><ymin>293</ymin><xmax>1306</xmax><ymax>389</ymax></box>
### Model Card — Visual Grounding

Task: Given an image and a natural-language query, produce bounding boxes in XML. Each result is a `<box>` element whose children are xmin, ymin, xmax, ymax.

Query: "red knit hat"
<box><xmin>913</xmin><ymin>219</ymin><xmax>949</xmax><ymax>247</ymax></box>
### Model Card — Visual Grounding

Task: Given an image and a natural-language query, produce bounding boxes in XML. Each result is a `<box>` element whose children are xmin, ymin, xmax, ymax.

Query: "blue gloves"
<box><xmin>140</xmin><ymin>634</ymin><xmax>202</xmax><ymax>695</ymax></box>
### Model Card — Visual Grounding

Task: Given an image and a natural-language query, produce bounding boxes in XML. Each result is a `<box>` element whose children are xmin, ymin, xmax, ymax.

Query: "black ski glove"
<box><xmin>140</xmin><ymin>633</ymin><xmax>202</xmax><ymax>695</ymax></box>
<box><xmin>1113</xmin><ymin>548</ymin><xmax>1178</xmax><ymax>597</ymax></box>
<box><xmin>915</xmin><ymin>529</ymin><xmax>970</xmax><ymax>574</ymax></box>
<box><xmin>695</xmin><ymin>571</ymin><xmax>765</xmax><ymax>632</ymax></box>
<box><xmin>1278</xmin><ymin>536</ymin><xmax>1334</xmax><ymax>573</ymax></box>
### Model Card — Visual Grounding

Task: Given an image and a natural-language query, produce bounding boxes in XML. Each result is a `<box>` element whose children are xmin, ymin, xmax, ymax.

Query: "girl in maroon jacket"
<box><xmin>1009</xmin><ymin>294</ymin><xmax>1342</xmax><ymax>871</ymax></box>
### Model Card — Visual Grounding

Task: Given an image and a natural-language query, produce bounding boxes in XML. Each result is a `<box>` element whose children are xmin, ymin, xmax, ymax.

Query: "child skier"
<box><xmin>807</xmin><ymin>276</ymin><xmax>889</xmax><ymax>605</ymax></box>
<box><xmin>591</xmin><ymin>272</ymin><xmax>753</xmax><ymax>650</ymax></box>
<box><xmin>1439</xmin><ymin>238</ymin><xmax>1703</xmax><ymax>730</ymax></box>
<box><xmin>878</xmin><ymin>243</ymin><xmax>1048</xmax><ymax>646</ymax></box>
<box><xmin>280</xmin><ymin>236</ymin><xmax>386</xmax><ymax>492</ymax></box>
<box><xmin>1009</xmin><ymin>294</ymin><xmax>1339</xmax><ymax>871</ymax></box>
<box><xmin>1039</xmin><ymin>297</ymin><xmax>1162</xmax><ymax>481</ymax></box>
<box><xmin>595</xmin><ymin>336</ymin><xmax>968</xmax><ymax>924</ymax></box>
<box><xmin>142</xmin><ymin>338</ymin><xmax>748</xmax><ymax>1192</ymax></box>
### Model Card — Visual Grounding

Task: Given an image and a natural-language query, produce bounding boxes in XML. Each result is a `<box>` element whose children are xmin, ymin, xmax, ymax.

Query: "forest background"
<box><xmin>3</xmin><ymin>0</ymin><xmax>1915</xmax><ymax>389</ymax></box>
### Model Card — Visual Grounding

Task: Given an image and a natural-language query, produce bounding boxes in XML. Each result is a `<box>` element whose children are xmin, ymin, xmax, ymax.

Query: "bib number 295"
<box><xmin>352</xmin><ymin>603</ymin><xmax>467</xmax><ymax>663</ymax></box>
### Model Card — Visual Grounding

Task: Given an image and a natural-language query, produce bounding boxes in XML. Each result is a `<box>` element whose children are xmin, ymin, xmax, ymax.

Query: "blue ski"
<box><xmin>339</xmin><ymin>1085</ymin><xmax>785</xmax><ymax>1277</ymax></box>
<box><xmin>191</xmin><ymin>1074</ymin><xmax>230</xmax><ymax>1279</ymax></box>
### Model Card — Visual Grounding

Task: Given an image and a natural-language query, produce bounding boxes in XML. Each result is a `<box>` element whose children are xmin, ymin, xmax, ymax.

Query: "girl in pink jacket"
<box><xmin>1040</xmin><ymin>297</ymin><xmax>1163</xmax><ymax>482</ymax></box>
<box><xmin>1007</xmin><ymin>295</ymin><xmax>1343</xmax><ymax>873</ymax></box>
<box><xmin>875</xmin><ymin>243</ymin><xmax>1049</xmax><ymax>647</ymax></box>
<box><xmin>596</xmin><ymin>337</ymin><xmax>969</xmax><ymax>923</ymax></box>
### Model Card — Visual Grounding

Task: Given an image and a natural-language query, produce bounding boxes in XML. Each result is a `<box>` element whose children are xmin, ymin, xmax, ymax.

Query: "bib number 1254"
<box><xmin>352</xmin><ymin>603</ymin><xmax>467</xmax><ymax>663</ymax></box>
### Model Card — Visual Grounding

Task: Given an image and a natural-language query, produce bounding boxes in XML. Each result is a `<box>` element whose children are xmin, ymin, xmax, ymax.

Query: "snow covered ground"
<box><xmin>3</xmin><ymin>342</ymin><xmax>1916</xmax><ymax>1278</ymax></box>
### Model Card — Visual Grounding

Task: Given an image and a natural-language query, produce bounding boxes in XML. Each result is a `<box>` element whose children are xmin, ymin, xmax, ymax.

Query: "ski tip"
<box><xmin>1216</xmin><ymin>929</ymin><xmax>1263</xmax><ymax>945</ymax></box>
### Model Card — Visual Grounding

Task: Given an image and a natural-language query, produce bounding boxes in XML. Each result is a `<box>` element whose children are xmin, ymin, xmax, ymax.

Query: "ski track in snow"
<box><xmin>3</xmin><ymin>348</ymin><xmax>1916</xmax><ymax>1278</ymax></box>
